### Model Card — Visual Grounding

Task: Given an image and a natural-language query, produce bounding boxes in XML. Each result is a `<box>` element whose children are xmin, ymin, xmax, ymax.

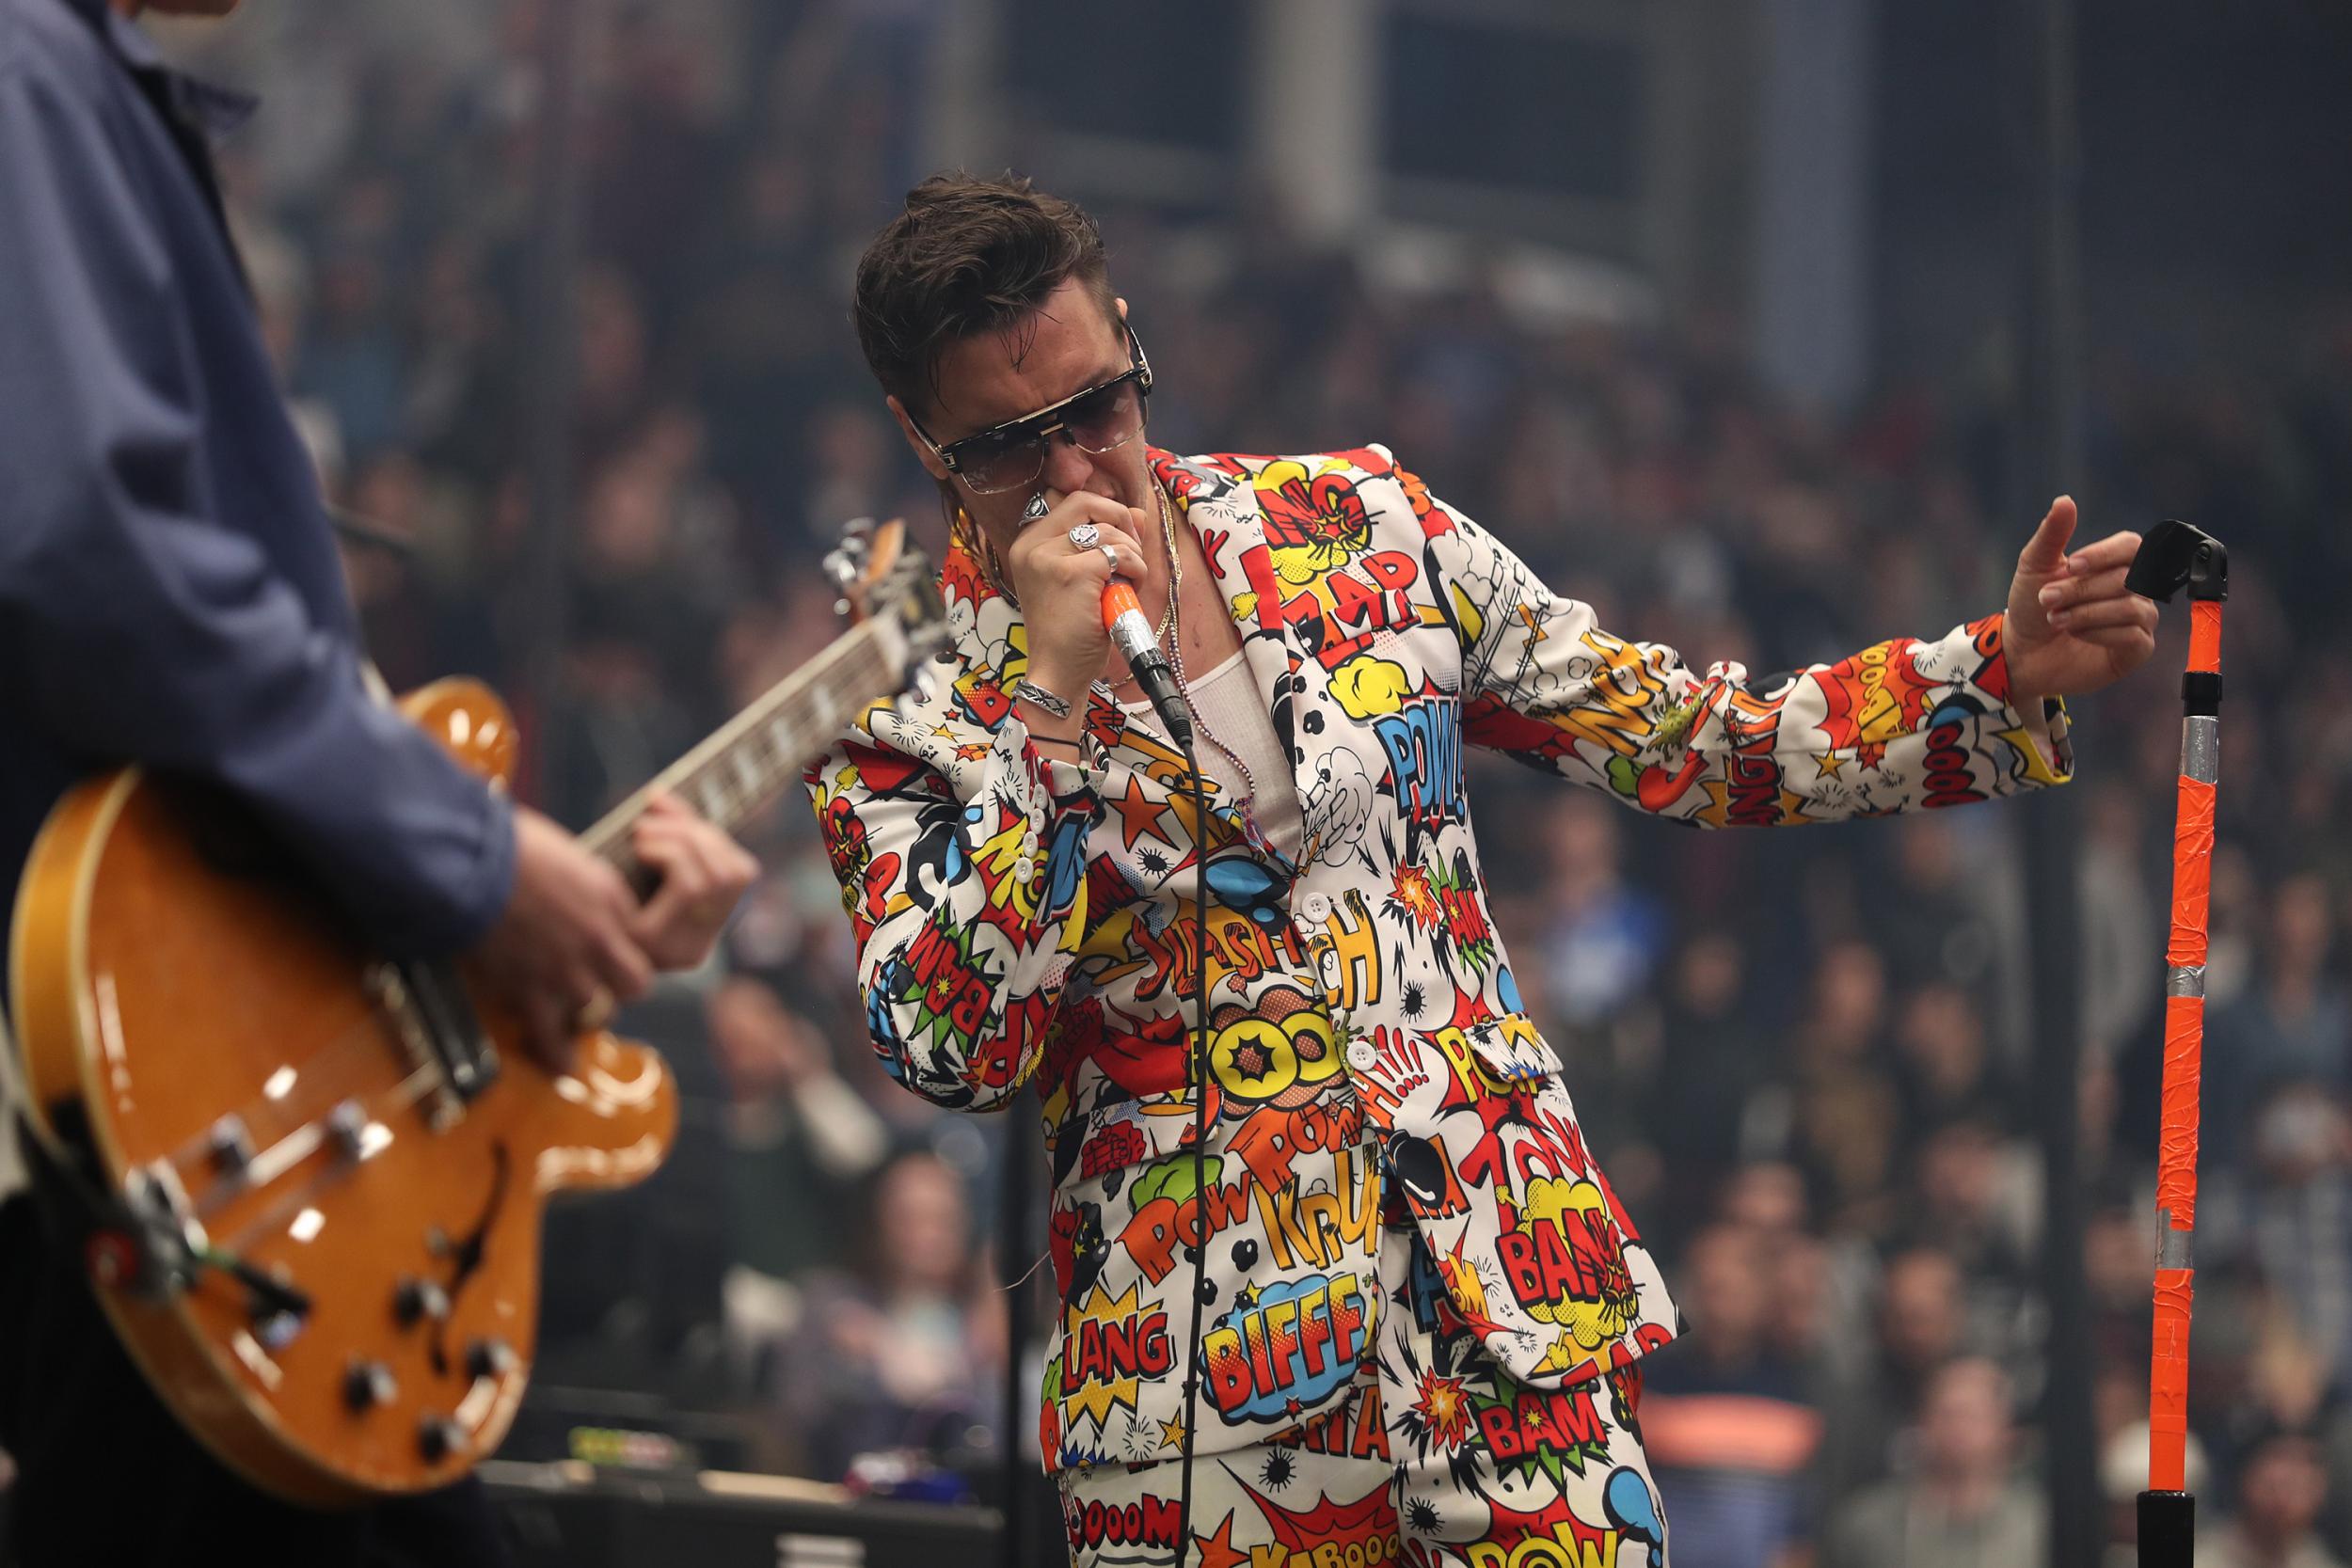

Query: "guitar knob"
<box><xmin>326</xmin><ymin>1100</ymin><xmax>370</xmax><ymax>1161</ymax></box>
<box><xmin>418</xmin><ymin>1415</ymin><xmax>469</xmax><ymax>1464</ymax></box>
<box><xmin>207</xmin><ymin>1115</ymin><xmax>255</xmax><ymax>1176</ymax></box>
<box><xmin>255</xmin><ymin>1310</ymin><xmax>304</xmax><ymax>1352</ymax></box>
<box><xmin>393</xmin><ymin>1276</ymin><xmax>450</xmax><ymax>1326</ymax></box>
<box><xmin>343</xmin><ymin>1361</ymin><xmax>397</xmax><ymax>1412</ymax></box>
<box><xmin>465</xmin><ymin>1337</ymin><xmax>519</xmax><ymax>1381</ymax></box>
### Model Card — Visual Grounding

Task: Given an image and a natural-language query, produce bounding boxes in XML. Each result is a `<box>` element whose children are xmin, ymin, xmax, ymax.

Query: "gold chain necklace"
<box><xmin>1147</xmin><ymin>483</ymin><xmax>1179</xmax><ymax>645</ymax></box>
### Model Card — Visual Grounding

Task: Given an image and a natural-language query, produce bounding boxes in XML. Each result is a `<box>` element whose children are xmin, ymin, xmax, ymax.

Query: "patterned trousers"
<box><xmin>1058</xmin><ymin>1224</ymin><xmax>1670</xmax><ymax>1568</ymax></box>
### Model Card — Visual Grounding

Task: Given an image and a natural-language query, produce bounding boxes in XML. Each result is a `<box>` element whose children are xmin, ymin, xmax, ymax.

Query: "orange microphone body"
<box><xmin>1101</xmin><ymin>578</ymin><xmax>1192</xmax><ymax>748</ymax></box>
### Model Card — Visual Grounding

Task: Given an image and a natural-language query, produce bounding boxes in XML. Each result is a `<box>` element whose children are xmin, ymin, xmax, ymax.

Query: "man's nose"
<box><xmin>1041</xmin><ymin>429</ymin><xmax>1095</xmax><ymax>493</ymax></box>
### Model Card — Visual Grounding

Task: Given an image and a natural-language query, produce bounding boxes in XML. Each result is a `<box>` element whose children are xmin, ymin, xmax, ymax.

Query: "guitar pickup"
<box><xmin>366</xmin><ymin>962</ymin><xmax>491</xmax><ymax>1131</ymax></box>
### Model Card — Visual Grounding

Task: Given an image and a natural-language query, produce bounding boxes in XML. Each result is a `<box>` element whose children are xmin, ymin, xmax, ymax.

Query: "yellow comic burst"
<box><xmin>1062</xmin><ymin>1281</ymin><xmax>1154</xmax><ymax>1431</ymax></box>
<box><xmin>1515</xmin><ymin>1177</ymin><xmax>1636</xmax><ymax>1351</ymax></box>
<box><xmin>1330</xmin><ymin>651</ymin><xmax>1412</xmax><ymax>720</ymax></box>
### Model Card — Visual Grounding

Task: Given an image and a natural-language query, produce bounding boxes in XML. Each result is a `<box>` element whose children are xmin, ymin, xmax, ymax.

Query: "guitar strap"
<box><xmin>0</xmin><ymin>1011</ymin><xmax>151</xmax><ymax>1280</ymax></box>
<box><xmin>4</xmin><ymin>1090</ymin><xmax>193</xmax><ymax>1313</ymax></box>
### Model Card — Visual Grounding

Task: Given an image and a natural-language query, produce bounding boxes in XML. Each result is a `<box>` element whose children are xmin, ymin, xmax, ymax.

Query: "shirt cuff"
<box><xmin>2015</xmin><ymin>697</ymin><xmax>2074</xmax><ymax>785</ymax></box>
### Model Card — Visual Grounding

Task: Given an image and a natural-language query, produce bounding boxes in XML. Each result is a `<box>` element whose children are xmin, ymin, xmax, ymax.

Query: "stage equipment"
<box><xmin>484</xmin><ymin>1459</ymin><xmax>999</xmax><ymax>1568</ymax></box>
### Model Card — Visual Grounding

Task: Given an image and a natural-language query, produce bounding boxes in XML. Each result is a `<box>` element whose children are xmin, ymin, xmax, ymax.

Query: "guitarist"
<box><xmin>0</xmin><ymin>0</ymin><xmax>756</xmax><ymax>1564</ymax></box>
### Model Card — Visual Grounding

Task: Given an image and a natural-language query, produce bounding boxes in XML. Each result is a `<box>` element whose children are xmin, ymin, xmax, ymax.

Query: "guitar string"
<box><xmin>660</xmin><ymin>643</ymin><xmax>896</xmax><ymax>834</ymax></box>
<box><xmin>583</xmin><ymin>627</ymin><xmax>896</xmax><ymax>858</ymax></box>
<box><xmin>676</xmin><ymin>642</ymin><xmax>898</xmax><ymax>826</ymax></box>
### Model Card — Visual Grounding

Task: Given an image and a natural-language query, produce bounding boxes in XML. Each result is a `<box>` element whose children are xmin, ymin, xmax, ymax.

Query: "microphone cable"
<box><xmin>1170</xmin><ymin>737</ymin><xmax>1210</xmax><ymax>1565</ymax></box>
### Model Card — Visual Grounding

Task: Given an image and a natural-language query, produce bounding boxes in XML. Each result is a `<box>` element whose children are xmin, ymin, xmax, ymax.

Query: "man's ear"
<box><xmin>1115</xmin><ymin>296</ymin><xmax>1129</xmax><ymax>323</ymax></box>
<box><xmin>886</xmin><ymin>395</ymin><xmax>952</xmax><ymax>485</ymax></box>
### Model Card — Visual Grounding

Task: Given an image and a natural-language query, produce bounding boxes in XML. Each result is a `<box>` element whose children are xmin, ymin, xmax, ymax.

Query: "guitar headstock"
<box><xmin>825</xmin><ymin>518</ymin><xmax>949</xmax><ymax>658</ymax></box>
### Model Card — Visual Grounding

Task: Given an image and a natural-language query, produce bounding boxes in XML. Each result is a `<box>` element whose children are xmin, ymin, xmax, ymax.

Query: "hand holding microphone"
<box><xmin>1001</xmin><ymin>489</ymin><xmax>1191</xmax><ymax>747</ymax></box>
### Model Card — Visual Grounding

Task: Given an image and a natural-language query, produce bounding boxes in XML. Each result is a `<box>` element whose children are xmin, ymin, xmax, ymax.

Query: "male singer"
<box><xmin>807</xmin><ymin>172</ymin><xmax>2156</xmax><ymax>1566</ymax></box>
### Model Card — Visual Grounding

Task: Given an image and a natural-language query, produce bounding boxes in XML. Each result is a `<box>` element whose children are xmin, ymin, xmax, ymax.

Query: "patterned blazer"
<box><xmin>804</xmin><ymin>444</ymin><xmax>2070</xmax><ymax>1474</ymax></box>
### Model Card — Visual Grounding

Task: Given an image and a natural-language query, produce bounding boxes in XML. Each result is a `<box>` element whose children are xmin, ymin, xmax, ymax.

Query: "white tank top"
<box><xmin>1121</xmin><ymin>647</ymin><xmax>1306</xmax><ymax>863</ymax></box>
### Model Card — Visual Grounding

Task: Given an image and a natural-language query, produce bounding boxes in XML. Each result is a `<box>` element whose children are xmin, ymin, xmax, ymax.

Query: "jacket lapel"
<box><xmin>1169</xmin><ymin>458</ymin><xmax>1303</xmax><ymax>778</ymax></box>
<box><xmin>1151</xmin><ymin>453</ymin><xmax>1311</xmax><ymax>867</ymax></box>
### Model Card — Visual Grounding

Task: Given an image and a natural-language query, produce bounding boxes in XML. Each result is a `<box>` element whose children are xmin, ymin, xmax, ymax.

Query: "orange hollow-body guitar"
<box><xmin>7</xmin><ymin>523</ymin><xmax>937</xmax><ymax>1505</ymax></box>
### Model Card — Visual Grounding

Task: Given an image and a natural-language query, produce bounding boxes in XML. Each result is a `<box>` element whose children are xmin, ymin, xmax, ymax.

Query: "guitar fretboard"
<box><xmin>580</xmin><ymin>614</ymin><xmax>909</xmax><ymax>879</ymax></box>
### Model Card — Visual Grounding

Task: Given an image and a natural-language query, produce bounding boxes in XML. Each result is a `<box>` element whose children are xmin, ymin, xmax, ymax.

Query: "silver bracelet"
<box><xmin>1012</xmin><ymin>676</ymin><xmax>1073</xmax><ymax>720</ymax></box>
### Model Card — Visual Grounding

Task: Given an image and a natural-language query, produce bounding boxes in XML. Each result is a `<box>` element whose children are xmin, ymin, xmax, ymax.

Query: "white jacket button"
<box><xmin>1300</xmin><ymin>892</ymin><xmax>1334</xmax><ymax>923</ymax></box>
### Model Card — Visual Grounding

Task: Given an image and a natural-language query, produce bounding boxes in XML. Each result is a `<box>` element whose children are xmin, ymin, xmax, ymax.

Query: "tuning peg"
<box><xmin>822</xmin><ymin>545</ymin><xmax>866</xmax><ymax>595</ymax></box>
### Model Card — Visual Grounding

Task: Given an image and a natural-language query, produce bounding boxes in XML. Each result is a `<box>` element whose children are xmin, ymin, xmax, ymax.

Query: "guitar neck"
<box><xmin>580</xmin><ymin>614</ymin><xmax>908</xmax><ymax>881</ymax></box>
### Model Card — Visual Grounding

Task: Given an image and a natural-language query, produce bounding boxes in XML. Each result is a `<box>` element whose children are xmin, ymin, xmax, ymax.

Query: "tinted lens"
<box><xmin>1064</xmin><ymin>380</ymin><xmax>1144</xmax><ymax>452</ymax></box>
<box><xmin>958</xmin><ymin>430</ymin><xmax>1047</xmax><ymax>494</ymax></box>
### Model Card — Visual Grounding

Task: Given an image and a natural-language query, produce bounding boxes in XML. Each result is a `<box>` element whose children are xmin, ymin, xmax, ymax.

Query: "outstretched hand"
<box><xmin>2005</xmin><ymin>497</ymin><xmax>2159</xmax><ymax>705</ymax></box>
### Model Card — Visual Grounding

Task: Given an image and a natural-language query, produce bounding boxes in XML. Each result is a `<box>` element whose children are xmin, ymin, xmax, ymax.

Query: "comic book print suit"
<box><xmin>804</xmin><ymin>445</ymin><xmax>2072</xmax><ymax>1557</ymax></box>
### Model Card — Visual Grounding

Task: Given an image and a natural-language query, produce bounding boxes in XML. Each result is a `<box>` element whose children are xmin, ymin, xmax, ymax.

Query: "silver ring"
<box><xmin>1067</xmin><ymin>522</ymin><xmax>1100</xmax><ymax>550</ymax></box>
<box><xmin>1024</xmin><ymin>493</ymin><xmax>1051</xmax><ymax>522</ymax></box>
<box><xmin>1102</xmin><ymin>544</ymin><xmax>1121</xmax><ymax>574</ymax></box>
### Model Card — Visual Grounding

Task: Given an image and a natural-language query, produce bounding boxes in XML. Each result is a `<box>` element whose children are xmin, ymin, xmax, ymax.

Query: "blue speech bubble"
<box><xmin>1602</xmin><ymin>1466</ymin><xmax>1664</xmax><ymax>1568</ymax></box>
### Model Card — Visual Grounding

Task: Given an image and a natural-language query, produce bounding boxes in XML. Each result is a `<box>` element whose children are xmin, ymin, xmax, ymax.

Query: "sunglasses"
<box><xmin>910</xmin><ymin>326</ymin><xmax>1153</xmax><ymax>497</ymax></box>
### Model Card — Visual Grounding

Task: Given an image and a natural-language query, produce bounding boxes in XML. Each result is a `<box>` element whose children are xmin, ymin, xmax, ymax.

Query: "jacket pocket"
<box><xmin>1458</xmin><ymin>1010</ymin><xmax>1564</xmax><ymax>1089</ymax></box>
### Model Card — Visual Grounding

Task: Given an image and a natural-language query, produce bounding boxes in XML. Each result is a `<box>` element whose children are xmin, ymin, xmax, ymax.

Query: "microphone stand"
<box><xmin>2127</xmin><ymin>520</ymin><xmax>2228</xmax><ymax>1568</ymax></box>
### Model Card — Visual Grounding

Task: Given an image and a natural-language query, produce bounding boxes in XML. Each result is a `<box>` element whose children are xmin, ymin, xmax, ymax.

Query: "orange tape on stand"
<box><xmin>2154</xmin><ymin>992</ymin><xmax>2205</xmax><ymax>1227</ymax></box>
<box><xmin>2150</xmin><ymin>1267</ymin><xmax>2196</xmax><ymax>1492</ymax></box>
<box><xmin>2188</xmin><ymin>600</ymin><xmax>2222</xmax><ymax>675</ymax></box>
<box><xmin>2167</xmin><ymin>778</ymin><xmax>2215</xmax><ymax>969</ymax></box>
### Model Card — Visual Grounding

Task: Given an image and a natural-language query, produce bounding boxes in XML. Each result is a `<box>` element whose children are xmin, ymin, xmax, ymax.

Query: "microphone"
<box><xmin>1102</xmin><ymin>579</ymin><xmax>1193</xmax><ymax>749</ymax></box>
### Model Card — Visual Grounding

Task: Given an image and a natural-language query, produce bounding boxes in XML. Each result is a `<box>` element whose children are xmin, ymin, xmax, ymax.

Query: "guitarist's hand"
<box><xmin>628</xmin><ymin>791</ymin><xmax>759</xmax><ymax>971</ymax></box>
<box><xmin>473</xmin><ymin>806</ymin><xmax>655</xmax><ymax>1070</ymax></box>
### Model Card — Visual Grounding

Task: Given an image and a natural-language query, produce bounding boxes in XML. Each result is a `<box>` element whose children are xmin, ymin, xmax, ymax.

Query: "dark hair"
<box><xmin>852</xmin><ymin>172</ymin><xmax>1118</xmax><ymax>420</ymax></box>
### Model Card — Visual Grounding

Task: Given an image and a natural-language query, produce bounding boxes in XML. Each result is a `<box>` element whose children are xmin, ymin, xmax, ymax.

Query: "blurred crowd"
<box><xmin>126</xmin><ymin>3</ymin><xmax>2352</xmax><ymax>1562</ymax></box>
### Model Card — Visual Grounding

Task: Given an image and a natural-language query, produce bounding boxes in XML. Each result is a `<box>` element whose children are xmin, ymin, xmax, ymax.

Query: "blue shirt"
<box><xmin>0</xmin><ymin>0</ymin><xmax>515</xmax><ymax>1006</ymax></box>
